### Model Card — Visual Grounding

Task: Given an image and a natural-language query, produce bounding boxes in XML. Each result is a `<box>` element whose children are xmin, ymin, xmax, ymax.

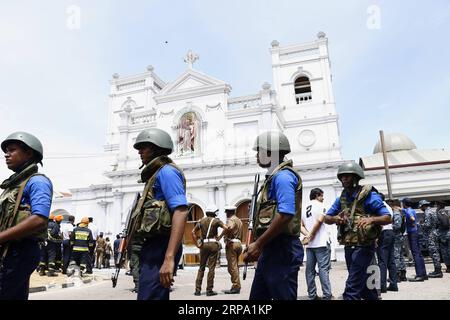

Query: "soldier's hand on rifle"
<box><xmin>334</xmin><ymin>211</ymin><xmax>346</xmax><ymax>225</ymax></box>
<box><xmin>243</xmin><ymin>241</ymin><xmax>261</xmax><ymax>263</ymax></box>
<box><xmin>356</xmin><ymin>217</ymin><xmax>373</xmax><ymax>229</ymax></box>
<box><xmin>159</xmin><ymin>257</ymin><xmax>175</xmax><ymax>288</ymax></box>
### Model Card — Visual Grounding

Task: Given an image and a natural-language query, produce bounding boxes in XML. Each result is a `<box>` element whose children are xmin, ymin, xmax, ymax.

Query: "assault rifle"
<box><xmin>112</xmin><ymin>192</ymin><xmax>140</xmax><ymax>288</ymax></box>
<box><xmin>243</xmin><ymin>173</ymin><xmax>260</xmax><ymax>280</ymax></box>
<box><xmin>336</xmin><ymin>210</ymin><xmax>352</xmax><ymax>243</ymax></box>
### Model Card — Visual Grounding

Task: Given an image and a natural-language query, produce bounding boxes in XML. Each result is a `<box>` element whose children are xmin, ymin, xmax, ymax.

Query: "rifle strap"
<box><xmin>132</xmin><ymin>181</ymin><xmax>153</xmax><ymax>219</ymax></box>
<box><xmin>205</xmin><ymin>218</ymin><xmax>215</xmax><ymax>239</ymax></box>
<box><xmin>0</xmin><ymin>176</ymin><xmax>33</xmax><ymax>264</ymax></box>
<box><xmin>348</xmin><ymin>187</ymin><xmax>364</xmax><ymax>227</ymax></box>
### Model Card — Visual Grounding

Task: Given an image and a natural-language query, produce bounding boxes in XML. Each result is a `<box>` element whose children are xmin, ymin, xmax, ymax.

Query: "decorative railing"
<box><xmin>130</xmin><ymin>110</ymin><xmax>157</xmax><ymax>125</ymax></box>
<box><xmin>228</xmin><ymin>95</ymin><xmax>261</xmax><ymax>111</ymax></box>
<box><xmin>295</xmin><ymin>92</ymin><xmax>312</xmax><ymax>104</ymax></box>
<box><xmin>117</xmin><ymin>80</ymin><xmax>146</xmax><ymax>91</ymax></box>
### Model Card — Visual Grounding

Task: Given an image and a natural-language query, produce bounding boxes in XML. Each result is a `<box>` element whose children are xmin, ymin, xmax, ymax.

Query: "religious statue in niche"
<box><xmin>178</xmin><ymin>112</ymin><xmax>198</xmax><ymax>155</ymax></box>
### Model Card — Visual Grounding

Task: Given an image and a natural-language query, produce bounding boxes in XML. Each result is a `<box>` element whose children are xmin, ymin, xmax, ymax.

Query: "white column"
<box><xmin>97</xmin><ymin>200</ymin><xmax>109</xmax><ymax>235</ymax></box>
<box><xmin>206</xmin><ymin>185</ymin><xmax>215</xmax><ymax>207</ymax></box>
<box><xmin>112</xmin><ymin>191</ymin><xmax>124</xmax><ymax>236</ymax></box>
<box><xmin>118</xmin><ymin>107</ymin><xmax>132</xmax><ymax>169</ymax></box>
<box><xmin>217</xmin><ymin>184</ymin><xmax>227</xmax><ymax>222</ymax></box>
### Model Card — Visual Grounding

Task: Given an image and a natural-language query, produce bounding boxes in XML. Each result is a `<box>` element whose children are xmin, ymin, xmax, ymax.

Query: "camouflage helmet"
<box><xmin>252</xmin><ymin>131</ymin><xmax>291</xmax><ymax>153</ymax></box>
<box><xmin>418</xmin><ymin>200</ymin><xmax>430</xmax><ymax>207</ymax></box>
<box><xmin>133</xmin><ymin>128</ymin><xmax>173</xmax><ymax>154</ymax></box>
<box><xmin>337</xmin><ymin>161</ymin><xmax>365</xmax><ymax>180</ymax></box>
<box><xmin>1</xmin><ymin>131</ymin><xmax>43</xmax><ymax>162</ymax></box>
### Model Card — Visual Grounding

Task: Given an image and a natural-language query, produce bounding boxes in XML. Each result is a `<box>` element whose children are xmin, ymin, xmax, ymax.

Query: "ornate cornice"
<box><xmin>154</xmin><ymin>84</ymin><xmax>231</xmax><ymax>103</ymax></box>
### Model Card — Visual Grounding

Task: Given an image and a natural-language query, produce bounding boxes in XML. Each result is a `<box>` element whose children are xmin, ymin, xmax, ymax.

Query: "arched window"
<box><xmin>182</xmin><ymin>203</ymin><xmax>204</xmax><ymax>266</ymax></box>
<box><xmin>183</xmin><ymin>203</ymin><xmax>204</xmax><ymax>246</ymax></box>
<box><xmin>294</xmin><ymin>76</ymin><xmax>312</xmax><ymax>104</ymax></box>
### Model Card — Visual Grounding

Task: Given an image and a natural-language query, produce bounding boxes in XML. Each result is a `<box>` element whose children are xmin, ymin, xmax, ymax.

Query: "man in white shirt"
<box><xmin>377</xmin><ymin>195</ymin><xmax>398</xmax><ymax>292</ymax></box>
<box><xmin>60</xmin><ymin>215</ymin><xmax>75</xmax><ymax>274</ymax></box>
<box><xmin>302</xmin><ymin>188</ymin><xmax>333</xmax><ymax>300</ymax></box>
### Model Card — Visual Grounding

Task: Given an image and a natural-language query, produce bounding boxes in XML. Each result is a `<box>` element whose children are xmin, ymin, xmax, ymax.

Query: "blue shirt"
<box><xmin>113</xmin><ymin>238</ymin><xmax>121</xmax><ymax>253</ymax></box>
<box><xmin>21</xmin><ymin>175</ymin><xmax>53</xmax><ymax>219</ymax></box>
<box><xmin>267</xmin><ymin>170</ymin><xmax>298</xmax><ymax>216</ymax></box>
<box><xmin>153</xmin><ymin>165</ymin><xmax>188</xmax><ymax>212</ymax></box>
<box><xmin>327</xmin><ymin>189</ymin><xmax>390</xmax><ymax>217</ymax></box>
<box><xmin>403</xmin><ymin>207</ymin><xmax>418</xmax><ymax>233</ymax></box>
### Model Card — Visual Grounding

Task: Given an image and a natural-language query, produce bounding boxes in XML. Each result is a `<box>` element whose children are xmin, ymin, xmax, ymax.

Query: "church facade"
<box><xmin>53</xmin><ymin>33</ymin><xmax>345</xmax><ymax>264</ymax></box>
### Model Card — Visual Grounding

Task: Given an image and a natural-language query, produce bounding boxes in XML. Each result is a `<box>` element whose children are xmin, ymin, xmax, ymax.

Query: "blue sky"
<box><xmin>0</xmin><ymin>1</ymin><xmax>449</xmax><ymax>190</ymax></box>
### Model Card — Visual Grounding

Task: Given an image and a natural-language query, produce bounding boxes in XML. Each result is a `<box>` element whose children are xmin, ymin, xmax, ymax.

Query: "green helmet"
<box><xmin>1</xmin><ymin>131</ymin><xmax>43</xmax><ymax>162</ymax></box>
<box><xmin>337</xmin><ymin>161</ymin><xmax>365</xmax><ymax>180</ymax></box>
<box><xmin>133</xmin><ymin>128</ymin><xmax>173</xmax><ymax>154</ymax></box>
<box><xmin>252</xmin><ymin>131</ymin><xmax>291</xmax><ymax>153</ymax></box>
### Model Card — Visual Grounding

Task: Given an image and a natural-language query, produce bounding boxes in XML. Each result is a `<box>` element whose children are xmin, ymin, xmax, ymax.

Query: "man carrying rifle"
<box><xmin>324</xmin><ymin>162</ymin><xmax>391</xmax><ymax>300</ymax></box>
<box><xmin>243</xmin><ymin>131</ymin><xmax>304</xmax><ymax>300</ymax></box>
<box><xmin>131</xmin><ymin>128</ymin><xmax>188</xmax><ymax>300</ymax></box>
<box><xmin>0</xmin><ymin>132</ymin><xmax>52</xmax><ymax>299</ymax></box>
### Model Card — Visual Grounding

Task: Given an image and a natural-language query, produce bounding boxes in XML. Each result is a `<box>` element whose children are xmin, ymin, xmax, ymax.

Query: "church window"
<box><xmin>294</xmin><ymin>76</ymin><xmax>312</xmax><ymax>104</ymax></box>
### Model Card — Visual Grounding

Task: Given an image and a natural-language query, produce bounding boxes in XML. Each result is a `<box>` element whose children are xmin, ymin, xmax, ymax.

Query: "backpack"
<box><xmin>437</xmin><ymin>210</ymin><xmax>450</xmax><ymax>231</ymax></box>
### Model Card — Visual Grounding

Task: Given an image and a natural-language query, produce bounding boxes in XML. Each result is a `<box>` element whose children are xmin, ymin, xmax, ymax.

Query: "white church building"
<box><xmin>53</xmin><ymin>32</ymin><xmax>346</xmax><ymax>264</ymax></box>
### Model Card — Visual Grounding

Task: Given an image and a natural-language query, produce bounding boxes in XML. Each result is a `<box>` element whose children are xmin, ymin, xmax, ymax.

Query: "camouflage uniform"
<box><xmin>392</xmin><ymin>209</ymin><xmax>406</xmax><ymax>276</ymax></box>
<box><xmin>129</xmin><ymin>241</ymin><xmax>143</xmax><ymax>292</ymax></box>
<box><xmin>422</xmin><ymin>207</ymin><xmax>442</xmax><ymax>274</ymax></box>
<box><xmin>437</xmin><ymin>208</ymin><xmax>450</xmax><ymax>271</ymax></box>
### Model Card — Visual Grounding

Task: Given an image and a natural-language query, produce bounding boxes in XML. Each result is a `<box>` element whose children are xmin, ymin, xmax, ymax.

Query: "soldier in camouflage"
<box><xmin>436</xmin><ymin>200</ymin><xmax>450</xmax><ymax>273</ymax></box>
<box><xmin>420</xmin><ymin>200</ymin><xmax>443</xmax><ymax>278</ymax></box>
<box><xmin>388</xmin><ymin>199</ymin><xmax>407</xmax><ymax>282</ymax></box>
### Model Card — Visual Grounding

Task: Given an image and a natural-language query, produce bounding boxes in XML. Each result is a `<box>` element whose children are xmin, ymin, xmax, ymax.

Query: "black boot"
<box><xmin>400</xmin><ymin>270</ymin><xmax>407</xmax><ymax>281</ymax></box>
<box><xmin>428</xmin><ymin>269</ymin><xmax>443</xmax><ymax>278</ymax></box>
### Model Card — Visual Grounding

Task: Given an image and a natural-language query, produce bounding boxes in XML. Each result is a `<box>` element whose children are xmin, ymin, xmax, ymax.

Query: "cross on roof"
<box><xmin>184</xmin><ymin>50</ymin><xmax>199</xmax><ymax>69</ymax></box>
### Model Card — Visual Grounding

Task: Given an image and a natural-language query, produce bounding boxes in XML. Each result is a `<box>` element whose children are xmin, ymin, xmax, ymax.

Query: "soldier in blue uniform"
<box><xmin>402</xmin><ymin>198</ymin><xmax>428</xmax><ymax>281</ymax></box>
<box><xmin>0</xmin><ymin>132</ymin><xmax>52</xmax><ymax>300</ymax></box>
<box><xmin>131</xmin><ymin>128</ymin><xmax>188</xmax><ymax>300</ymax></box>
<box><xmin>243</xmin><ymin>131</ymin><xmax>304</xmax><ymax>300</ymax></box>
<box><xmin>324</xmin><ymin>162</ymin><xmax>391</xmax><ymax>300</ymax></box>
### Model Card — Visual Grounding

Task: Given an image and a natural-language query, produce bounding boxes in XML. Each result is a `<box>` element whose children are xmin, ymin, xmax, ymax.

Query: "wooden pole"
<box><xmin>379</xmin><ymin>130</ymin><xmax>393</xmax><ymax>199</ymax></box>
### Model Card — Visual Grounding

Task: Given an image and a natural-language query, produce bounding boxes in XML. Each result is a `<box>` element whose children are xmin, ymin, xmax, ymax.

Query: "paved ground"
<box><xmin>30</xmin><ymin>261</ymin><xmax>450</xmax><ymax>300</ymax></box>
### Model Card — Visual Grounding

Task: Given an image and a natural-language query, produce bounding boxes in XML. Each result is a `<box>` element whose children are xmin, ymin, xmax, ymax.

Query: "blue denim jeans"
<box><xmin>376</xmin><ymin>229</ymin><xmax>398</xmax><ymax>290</ymax></box>
<box><xmin>305</xmin><ymin>245</ymin><xmax>332</xmax><ymax>299</ymax></box>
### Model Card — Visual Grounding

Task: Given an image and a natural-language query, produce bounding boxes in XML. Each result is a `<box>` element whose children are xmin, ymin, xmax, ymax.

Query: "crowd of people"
<box><xmin>37</xmin><ymin>215</ymin><xmax>114</xmax><ymax>277</ymax></box>
<box><xmin>0</xmin><ymin>129</ymin><xmax>448</xmax><ymax>300</ymax></box>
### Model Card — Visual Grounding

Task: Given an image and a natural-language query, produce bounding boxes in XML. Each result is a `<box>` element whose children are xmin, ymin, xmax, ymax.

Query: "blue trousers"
<box><xmin>407</xmin><ymin>232</ymin><xmax>426</xmax><ymax>277</ymax></box>
<box><xmin>249</xmin><ymin>235</ymin><xmax>303</xmax><ymax>300</ymax></box>
<box><xmin>305</xmin><ymin>245</ymin><xmax>332</xmax><ymax>299</ymax></box>
<box><xmin>137</xmin><ymin>235</ymin><xmax>182</xmax><ymax>300</ymax></box>
<box><xmin>343</xmin><ymin>245</ymin><xmax>379</xmax><ymax>300</ymax></box>
<box><xmin>376</xmin><ymin>230</ymin><xmax>398</xmax><ymax>290</ymax></box>
<box><xmin>0</xmin><ymin>240</ymin><xmax>40</xmax><ymax>300</ymax></box>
